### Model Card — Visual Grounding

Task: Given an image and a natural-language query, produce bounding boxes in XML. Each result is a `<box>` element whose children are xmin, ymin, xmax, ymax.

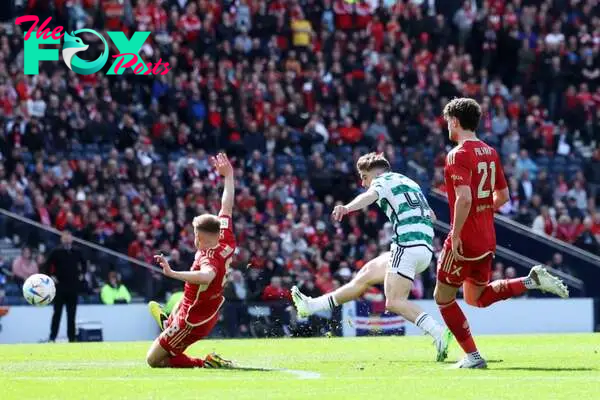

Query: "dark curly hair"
<box><xmin>443</xmin><ymin>98</ymin><xmax>482</xmax><ymax>132</ymax></box>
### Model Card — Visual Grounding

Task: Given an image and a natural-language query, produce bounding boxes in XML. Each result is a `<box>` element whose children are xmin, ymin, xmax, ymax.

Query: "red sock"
<box><xmin>476</xmin><ymin>278</ymin><xmax>527</xmax><ymax>308</ymax></box>
<box><xmin>438</xmin><ymin>300</ymin><xmax>477</xmax><ymax>354</ymax></box>
<box><xmin>168</xmin><ymin>354</ymin><xmax>205</xmax><ymax>368</ymax></box>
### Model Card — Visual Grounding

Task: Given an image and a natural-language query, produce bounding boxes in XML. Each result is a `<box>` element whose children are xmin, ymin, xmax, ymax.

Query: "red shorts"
<box><xmin>436</xmin><ymin>239</ymin><xmax>493</xmax><ymax>288</ymax></box>
<box><xmin>158</xmin><ymin>311</ymin><xmax>219</xmax><ymax>356</ymax></box>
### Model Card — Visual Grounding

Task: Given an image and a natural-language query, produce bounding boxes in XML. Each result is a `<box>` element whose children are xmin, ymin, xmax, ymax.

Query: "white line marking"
<box><xmin>279</xmin><ymin>369</ymin><xmax>321</xmax><ymax>379</ymax></box>
<box><xmin>5</xmin><ymin>375</ymin><xmax>599</xmax><ymax>383</ymax></box>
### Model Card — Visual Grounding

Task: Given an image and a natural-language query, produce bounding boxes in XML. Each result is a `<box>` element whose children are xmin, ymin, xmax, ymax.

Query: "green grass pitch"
<box><xmin>2</xmin><ymin>334</ymin><xmax>599</xmax><ymax>400</ymax></box>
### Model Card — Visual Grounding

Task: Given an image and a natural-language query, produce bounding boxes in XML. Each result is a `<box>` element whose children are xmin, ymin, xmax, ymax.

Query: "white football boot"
<box><xmin>291</xmin><ymin>286</ymin><xmax>312</xmax><ymax>318</ymax></box>
<box><xmin>452</xmin><ymin>355</ymin><xmax>488</xmax><ymax>369</ymax></box>
<box><xmin>529</xmin><ymin>265</ymin><xmax>569</xmax><ymax>298</ymax></box>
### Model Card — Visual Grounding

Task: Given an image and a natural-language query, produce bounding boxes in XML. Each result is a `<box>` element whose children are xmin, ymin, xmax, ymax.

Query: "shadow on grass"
<box><xmin>387</xmin><ymin>359</ymin><xmax>505</xmax><ymax>365</ymax></box>
<box><xmin>494</xmin><ymin>367</ymin><xmax>596</xmax><ymax>372</ymax></box>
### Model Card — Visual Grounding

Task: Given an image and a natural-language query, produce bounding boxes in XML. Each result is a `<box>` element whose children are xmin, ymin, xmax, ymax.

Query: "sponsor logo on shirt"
<box><xmin>220</xmin><ymin>217</ymin><xmax>229</xmax><ymax>229</ymax></box>
<box><xmin>220</xmin><ymin>245</ymin><xmax>233</xmax><ymax>258</ymax></box>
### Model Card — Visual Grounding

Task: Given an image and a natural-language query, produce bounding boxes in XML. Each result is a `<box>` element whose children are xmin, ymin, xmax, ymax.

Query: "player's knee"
<box><xmin>146</xmin><ymin>355</ymin><xmax>160</xmax><ymax>368</ymax></box>
<box><xmin>146</xmin><ymin>352</ymin><xmax>165</xmax><ymax>368</ymax></box>
<box><xmin>464</xmin><ymin>292</ymin><xmax>480</xmax><ymax>307</ymax></box>
<box><xmin>434</xmin><ymin>286</ymin><xmax>454</xmax><ymax>305</ymax></box>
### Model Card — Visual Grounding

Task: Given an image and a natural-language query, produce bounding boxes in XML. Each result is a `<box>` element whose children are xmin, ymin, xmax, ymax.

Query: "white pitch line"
<box><xmin>5</xmin><ymin>375</ymin><xmax>599</xmax><ymax>383</ymax></box>
<box><xmin>1</xmin><ymin>361</ymin><xmax>322</xmax><ymax>379</ymax></box>
<box><xmin>278</xmin><ymin>369</ymin><xmax>321</xmax><ymax>379</ymax></box>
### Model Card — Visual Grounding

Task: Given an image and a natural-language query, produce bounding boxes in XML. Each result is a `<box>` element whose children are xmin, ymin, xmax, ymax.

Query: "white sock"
<box><xmin>523</xmin><ymin>276</ymin><xmax>536</xmax><ymax>289</ymax></box>
<box><xmin>414</xmin><ymin>312</ymin><xmax>443</xmax><ymax>341</ymax></box>
<box><xmin>307</xmin><ymin>294</ymin><xmax>338</xmax><ymax>313</ymax></box>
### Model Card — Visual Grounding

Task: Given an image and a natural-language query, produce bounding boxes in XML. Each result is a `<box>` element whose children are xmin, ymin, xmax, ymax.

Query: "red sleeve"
<box><xmin>446</xmin><ymin>149</ymin><xmax>472</xmax><ymax>187</ymax></box>
<box><xmin>494</xmin><ymin>151</ymin><xmax>508</xmax><ymax>191</ymax></box>
<box><xmin>218</xmin><ymin>215</ymin><xmax>236</xmax><ymax>248</ymax></box>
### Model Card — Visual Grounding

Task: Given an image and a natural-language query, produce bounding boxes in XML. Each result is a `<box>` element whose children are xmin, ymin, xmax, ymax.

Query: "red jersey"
<box><xmin>444</xmin><ymin>139</ymin><xmax>507</xmax><ymax>258</ymax></box>
<box><xmin>179</xmin><ymin>214</ymin><xmax>236</xmax><ymax>326</ymax></box>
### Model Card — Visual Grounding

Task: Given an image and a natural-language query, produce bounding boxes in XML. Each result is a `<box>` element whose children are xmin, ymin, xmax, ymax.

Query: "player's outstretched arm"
<box><xmin>154</xmin><ymin>254</ymin><xmax>216</xmax><ymax>285</ymax></box>
<box><xmin>212</xmin><ymin>153</ymin><xmax>234</xmax><ymax>217</ymax></box>
<box><xmin>332</xmin><ymin>190</ymin><xmax>378</xmax><ymax>222</ymax></box>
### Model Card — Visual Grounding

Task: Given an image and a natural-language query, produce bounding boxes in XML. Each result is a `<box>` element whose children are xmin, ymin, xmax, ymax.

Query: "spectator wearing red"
<box><xmin>261</xmin><ymin>276</ymin><xmax>291</xmax><ymax>301</ymax></box>
<box><xmin>555</xmin><ymin>215</ymin><xmax>578</xmax><ymax>244</ymax></box>
<box><xmin>338</xmin><ymin>117</ymin><xmax>362</xmax><ymax>144</ymax></box>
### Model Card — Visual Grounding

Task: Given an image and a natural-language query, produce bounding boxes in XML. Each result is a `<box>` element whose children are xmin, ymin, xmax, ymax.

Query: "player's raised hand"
<box><xmin>154</xmin><ymin>254</ymin><xmax>173</xmax><ymax>277</ymax></box>
<box><xmin>332</xmin><ymin>205</ymin><xmax>349</xmax><ymax>222</ymax></box>
<box><xmin>211</xmin><ymin>153</ymin><xmax>234</xmax><ymax>178</ymax></box>
<box><xmin>450</xmin><ymin>235</ymin><xmax>465</xmax><ymax>261</ymax></box>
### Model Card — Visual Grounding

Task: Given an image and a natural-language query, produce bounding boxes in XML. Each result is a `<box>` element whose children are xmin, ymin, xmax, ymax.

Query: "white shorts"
<box><xmin>388</xmin><ymin>244</ymin><xmax>433</xmax><ymax>281</ymax></box>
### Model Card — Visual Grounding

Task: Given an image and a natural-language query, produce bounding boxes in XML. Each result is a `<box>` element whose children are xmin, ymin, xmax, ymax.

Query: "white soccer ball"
<box><xmin>23</xmin><ymin>274</ymin><xmax>56</xmax><ymax>306</ymax></box>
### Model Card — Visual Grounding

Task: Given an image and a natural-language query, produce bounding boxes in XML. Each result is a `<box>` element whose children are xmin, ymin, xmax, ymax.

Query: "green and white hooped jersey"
<box><xmin>370</xmin><ymin>172</ymin><xmax>434</xmax><ymax>251</ymax></box>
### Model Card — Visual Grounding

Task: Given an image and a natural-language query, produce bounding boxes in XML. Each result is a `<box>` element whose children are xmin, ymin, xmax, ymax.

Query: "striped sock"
<box><xmin>415</xmin><ymin>312</ymin><xmax>443</xmax><ymax>341</ymax></box>
<box><xmin>307</xmin><ymin>294</ymin><xmax>338</xmax><ymax>314</ymax></box>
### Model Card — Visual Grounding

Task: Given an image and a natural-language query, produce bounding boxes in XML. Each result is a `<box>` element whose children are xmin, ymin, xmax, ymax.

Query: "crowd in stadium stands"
<box><xmin>0</xmin><ymin>0</ymin><xmax>599</xmax><ymax>318</ymax></box>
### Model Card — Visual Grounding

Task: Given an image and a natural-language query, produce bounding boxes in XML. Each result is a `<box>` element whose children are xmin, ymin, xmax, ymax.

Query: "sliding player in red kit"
<box><xmin>435</xmin><ymin>98</ymin><xmax>569</xmax><ymax>369</ymax></box>
<box><xmin>145</xmin><ymin>153</ymin><xmax>236</xmax><ymax>369</ymax></box>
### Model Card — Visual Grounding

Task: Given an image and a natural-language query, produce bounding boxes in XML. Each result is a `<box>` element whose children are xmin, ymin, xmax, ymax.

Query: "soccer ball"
<box><xmin>23</xmin><ymin>274</ymin><xmax>56</xmax><ymax>306</ymax></box>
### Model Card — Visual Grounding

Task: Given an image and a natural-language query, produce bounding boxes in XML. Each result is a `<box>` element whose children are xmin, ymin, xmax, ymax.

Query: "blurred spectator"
<box><xmin>549</xmin><ymin>253</ymin><xmax>573</xmax><ymax>276</ymax></box>
<box><xmin>223</xmin><ymin>269</ymin><xmax>249</xmax><ymax>337</ymax></box>
<box><xmin>262</xmin><ymin>276</ymin><xmax>291</xmax><ymax>301</ymax></box>
<box><xmin>532</xmin><ymin>206</ymin><xmax>555</xmax><ymax>237</ymax></box>
<box><xmin>585</xmin><ymin>149</ymin><xmax>600</xmax><ymax>203</ymax></box>
<box><xmin>555</xmin><ymin>215</ymin><xmax>578</xmax><ymax>244</ymax></box>
<box><xmin>491</xmin><ymin>262</ymin><xmax>505</xmax><ymax>281</ymax></box>
<box><xmin>100</xmin><ymin>271</ymin><xmax>132</xmax><ymax>305</ymax></box>
<box><xmin>11</xmin><ymin>247</ymin><xmax>38</xmax><ymax>283</ymax></box>
<box><xmin>515</xmin><ymin>150</ymin><xmax>538</xmax><ymax>181</ymax></box>
<box><xmin>567</xmin><ymin>181</ymin><xmax>588</xmax><ymax>212</ymax></box>
<box><xmin>575</xmin><ymin>217</ymin><xmax>600</xmax><ymax>254</ymax></box>
<box><xmin>82</xmin><ymin>264</ymin><xmax>101</xmax><ymax>296</ymax></box>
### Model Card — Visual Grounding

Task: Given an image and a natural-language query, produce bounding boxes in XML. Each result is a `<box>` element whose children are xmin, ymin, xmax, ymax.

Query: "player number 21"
<box><xmin>477</xmin><ymin>161</ymin><xmax>496</xmax><ymax>199</ymax></box>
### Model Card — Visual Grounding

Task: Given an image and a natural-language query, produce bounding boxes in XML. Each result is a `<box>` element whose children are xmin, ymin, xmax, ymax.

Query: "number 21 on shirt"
<box><xmin>477</xmin><ymin>161</ymin><xmax>496</xmax><ymax>199</ymax></box>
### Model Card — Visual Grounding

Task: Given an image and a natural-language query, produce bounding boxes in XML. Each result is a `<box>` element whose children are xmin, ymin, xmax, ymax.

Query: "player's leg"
<box><xmin>384</xmin><ymin>246</ymin><xmax>451</xmax><ymax>362</ymax></box>
<box><xmin>434</xmin><ymin>246</ymin><xmax>486</xmax><ymax>368</ymax></box>
<box><xmin>146</xmin><ymin>337</ymin><xmax>174</xmax><ymax>368</ymax></box>
<box><xmin>148</xmin><ymin>313</ymin><xmax>233</xmax><ymax>369</ymax></box>
<box><xmin>291</xmin><ymin>252</ymin><xmax>389</xmax><ymax>317</ymax></box>
<box><xmin>146</xmin><ymin>314</ymin><xmax>205</xmax><ymax>368</ymax></box>
<box><xmin>464</xmin><ymin>264</ymin><xmax>569</xmax><ymax>308</ymax></box>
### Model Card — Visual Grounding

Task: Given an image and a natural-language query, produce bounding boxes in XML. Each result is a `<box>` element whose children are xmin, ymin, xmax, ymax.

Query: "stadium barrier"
<box><xmin>0</xmin><ymin>298</ymin><xmax>594</xmax><ymax>344</ymax></box>
<box><xmin>342</xmin><ymin>298</ymin><xmax>595</xmax><ymax>337</ymax></box>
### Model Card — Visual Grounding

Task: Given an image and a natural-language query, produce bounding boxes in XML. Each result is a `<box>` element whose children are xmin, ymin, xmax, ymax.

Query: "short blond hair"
<box><xmin>356</xmin><ymin>152</ymin><xmax>391</xmax><ymax>173</ymax></box>
<box><xmin>192</xmin><ymin>214</ymin><xmax>220</xmax><ymax>234</ymax></box>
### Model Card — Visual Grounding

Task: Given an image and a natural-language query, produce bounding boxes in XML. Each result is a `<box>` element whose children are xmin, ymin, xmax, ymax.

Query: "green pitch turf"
<box><xmin>2</xmin><ymin>334</ymin><xmax>599</xmax><ymax>400</ymax></box>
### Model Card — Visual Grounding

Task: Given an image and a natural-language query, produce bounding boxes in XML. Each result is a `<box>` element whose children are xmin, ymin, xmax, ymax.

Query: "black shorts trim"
<box><xmin>396</xmin><ymin>271</ymin><xmax>414</xmax><ymax>282</ymax></box>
